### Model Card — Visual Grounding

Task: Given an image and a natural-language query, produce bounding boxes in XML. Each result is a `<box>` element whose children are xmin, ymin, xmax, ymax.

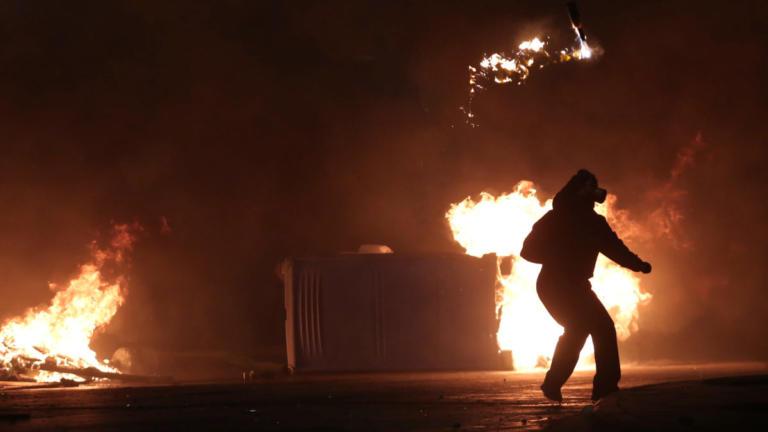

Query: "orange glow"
<box><xmin>446</xmin><ymin>181</ymin><xmax>651</xmax><ymax>370</ymax></box>
<box><xmin>0</xmin><ymin>224</ymin><xmax>138</xmax><ymax>382</ymax></box>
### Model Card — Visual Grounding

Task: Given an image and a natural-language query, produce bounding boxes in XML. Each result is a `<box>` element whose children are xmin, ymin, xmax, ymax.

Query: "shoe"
<box><xmin>591</xmin><ymin>385</ymin><xmax>619</xmax><ymax>402</ymax></box>
<box><xmin>541</xmin><ymin>383</ymin><xmax>563</xmax><ymax>403</ymax></box>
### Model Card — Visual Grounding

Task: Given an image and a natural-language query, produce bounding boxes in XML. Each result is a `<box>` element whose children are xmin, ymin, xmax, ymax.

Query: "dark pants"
<box><xmin>536</xmin><ymin>273</ymin><xmax>620</xmax><ymax>397</ymax></box>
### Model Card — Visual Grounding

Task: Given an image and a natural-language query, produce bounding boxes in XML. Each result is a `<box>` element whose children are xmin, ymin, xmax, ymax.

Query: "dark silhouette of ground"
<box><xmin>0</xmin><ymin>365</ymin><xmax>763</xmax><ymax>431</ymax></box>
<box><xmin>546</xmin><ymin>374</ymin><xmax>768</xmax><ymax>431</ymax></box>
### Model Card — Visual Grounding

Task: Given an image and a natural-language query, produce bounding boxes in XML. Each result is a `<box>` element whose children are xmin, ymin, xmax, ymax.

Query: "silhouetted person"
<box><xmin>521</xmin><ymin>169</ymin><xmax>652</xmax><ymax>402</ymax></box>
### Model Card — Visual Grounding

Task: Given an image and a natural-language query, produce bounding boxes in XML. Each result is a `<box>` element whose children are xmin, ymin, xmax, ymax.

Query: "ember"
<box><xmin>0</xmin><ymin>224</ymin><xmax>139</xmax><ymax>382</ymax></box>
<box><xmin>446</xmin><ymin>181</ymin><xmax>652</xmax><ymax>370</ymax></box>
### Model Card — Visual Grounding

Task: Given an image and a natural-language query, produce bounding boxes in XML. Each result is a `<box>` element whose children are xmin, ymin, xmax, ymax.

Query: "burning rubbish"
<box><xmin>462</xmin><ymin>2</ymin><xmax>599</xmax><ymax>125</ymax></box>
<box><xmin>0</xmin><ymin>224</ymin><xmax>140</xmax><ymax>383</ymax></box>
<box><xmin>446</xmin><ymin>181</ymin><xmax>652</xmax><ymax>370</ymax></box>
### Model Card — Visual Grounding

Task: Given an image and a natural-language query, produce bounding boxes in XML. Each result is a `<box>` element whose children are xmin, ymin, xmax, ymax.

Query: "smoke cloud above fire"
<box><xmin>0</xmin><ymin>0</ymin><xmax>765</xmax><ymax>365</ymax></box>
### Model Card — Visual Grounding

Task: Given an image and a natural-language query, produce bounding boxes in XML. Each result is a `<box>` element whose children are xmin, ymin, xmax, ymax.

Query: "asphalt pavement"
<box><xmin>0</xmin><ymin>363</ymin><xmax>764</xmax><ymax>431</ymax></box>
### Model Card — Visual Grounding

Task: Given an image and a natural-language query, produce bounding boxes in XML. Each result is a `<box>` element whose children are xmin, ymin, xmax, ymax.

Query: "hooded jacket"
<box><xmin>521</xmin><ymin>177</ymin><xmax>645</xmax><ymax>282</ymax></box>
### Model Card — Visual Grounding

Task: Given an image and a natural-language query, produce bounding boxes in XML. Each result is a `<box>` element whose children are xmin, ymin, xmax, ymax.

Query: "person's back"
<box><xmin>523</xmin><ymin>170</ymin><xmax>648</xmax><ymax>283</ymax></box>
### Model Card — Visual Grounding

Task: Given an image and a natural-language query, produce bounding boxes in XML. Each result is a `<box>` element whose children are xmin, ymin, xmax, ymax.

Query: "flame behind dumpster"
<box><xmin>446</xmin><ymin>182</ymin><xmax>651</xmax><ymax>370</ymax></box>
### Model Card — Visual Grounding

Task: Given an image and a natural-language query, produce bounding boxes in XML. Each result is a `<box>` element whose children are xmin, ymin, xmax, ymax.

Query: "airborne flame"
<box><xmin>0</xmin><ymin>224</ymin><xmax>138</xmax><ymax>382</ymax></box>
<box><xmin>446</xmin><ymin>181</ymin><xmax>651</xmax><ymax>370</ymax></box>
<box><xmin>463</xmin><ymin>36</ymin><xmax>598</xmax><ymax>125</ymax></box>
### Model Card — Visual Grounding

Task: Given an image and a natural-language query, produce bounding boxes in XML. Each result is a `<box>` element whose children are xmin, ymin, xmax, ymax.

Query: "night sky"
<box><xmin>0</xmin><ymin>0</ymin><xmax>765</xmax><ymax>363</ymax></box>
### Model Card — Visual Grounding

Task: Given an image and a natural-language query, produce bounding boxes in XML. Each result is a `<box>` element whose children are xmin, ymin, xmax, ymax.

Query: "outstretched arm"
<box><xmin>596</xmin><ymin>216</ymin><xmax>652</xmax><ymax>273</ymax></box>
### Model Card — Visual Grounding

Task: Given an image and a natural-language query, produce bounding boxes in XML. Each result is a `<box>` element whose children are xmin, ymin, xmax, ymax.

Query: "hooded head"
<box><xmin>553</xmin><ymin>169</ymin><xmax>607</xmax><ymax>213</ymax></box>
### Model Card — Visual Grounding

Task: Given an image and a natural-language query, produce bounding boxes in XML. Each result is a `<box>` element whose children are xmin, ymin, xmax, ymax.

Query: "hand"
<box><xmin>639</xmin><ymin>261</ymin><xmax>652</xmax><ymax>274</ymax></box>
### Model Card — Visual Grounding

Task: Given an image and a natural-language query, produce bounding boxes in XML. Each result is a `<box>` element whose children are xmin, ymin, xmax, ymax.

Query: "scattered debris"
<box><xmin>39</xmin><ymin>363</ymin><xmax>173</xmax><ymax>384</ymax></box>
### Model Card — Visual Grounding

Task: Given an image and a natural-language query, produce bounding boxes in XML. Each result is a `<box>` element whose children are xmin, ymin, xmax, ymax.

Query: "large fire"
<box><xmin>446</xmin><ymin>181</ymin><xmax>651</xmax><ymax>370</ymax></box>
<box><xmin>0</xmin><ymin>224</ymin><xmax>138</xmax><ymax>382</ymax></box>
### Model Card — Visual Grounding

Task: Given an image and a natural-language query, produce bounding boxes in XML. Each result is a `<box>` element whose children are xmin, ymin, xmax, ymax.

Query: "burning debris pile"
<box><xmin>0</xmin><ymin>224</ymin><xmax>139</xmax><ymax>383</ymax></box>
<box><xmin>446</xmin><ymin>181</ymin><xmax>652</xmax><ymax>370</ymax></box>
<box><xmin>462</xmin><ymin>2</ymin><xmax>600</xmax><ymax>125</ymax></box>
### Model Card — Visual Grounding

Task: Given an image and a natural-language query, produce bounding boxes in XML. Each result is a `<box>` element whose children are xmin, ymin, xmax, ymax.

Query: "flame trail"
<box><xmin>462</xmin><ymin>28</ymin><xmax>598</xmax><ymax>126</ymax></box>
<box><xmin>446</xmin><ymin>181</ymin><xmax>651</xmax><ymax>370</ymax></box>
<box><xmin>0</xmin><ymin>224</ymin><xmax>139</xmax><ymax>382</ymax></box>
